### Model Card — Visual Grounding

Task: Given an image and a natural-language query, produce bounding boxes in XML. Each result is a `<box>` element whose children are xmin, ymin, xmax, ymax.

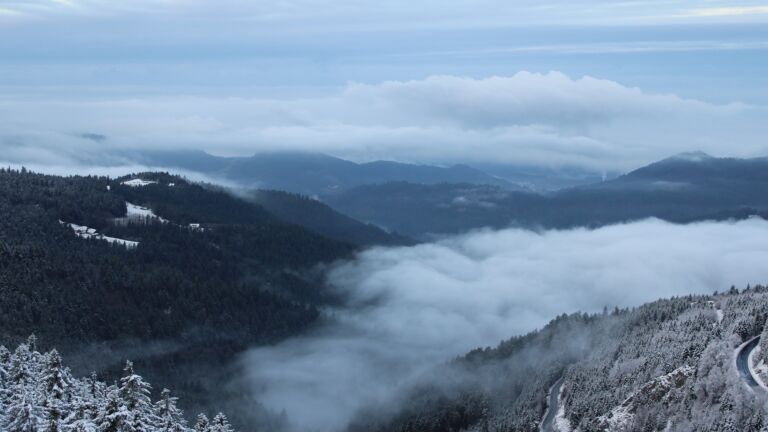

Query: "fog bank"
<box><xmin>242</xmin><ymin>218</ymin><xmax>768</xmax><ymax>431</ymax></box>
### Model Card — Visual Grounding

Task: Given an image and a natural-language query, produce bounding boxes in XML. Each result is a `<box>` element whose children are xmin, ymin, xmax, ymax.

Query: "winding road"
<box><xmin>736</xmin><ymin>336</ymin><xmax>762</xmax><ymax>390</ymax></box>
<box><xmin>540</xmin><ymin>377</ymin><xmax>565</xmax><ymax>432</ymax></box>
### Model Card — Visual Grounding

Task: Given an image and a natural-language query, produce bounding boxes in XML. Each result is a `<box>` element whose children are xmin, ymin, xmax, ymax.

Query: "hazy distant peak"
<box><xmin>668</xmin><ymin>151</ymin><xmax>714</xmax><ymax>162</ymax></box>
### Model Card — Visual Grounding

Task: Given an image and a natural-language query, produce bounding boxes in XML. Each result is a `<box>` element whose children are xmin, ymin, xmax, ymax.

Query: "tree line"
<box><xmin>1</xmin><ymin>336</ymin><xmax>235</xmax><ymax>432</ymax></box>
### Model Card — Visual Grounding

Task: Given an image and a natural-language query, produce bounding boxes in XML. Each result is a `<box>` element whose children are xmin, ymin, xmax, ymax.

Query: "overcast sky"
<box><xmin>2</xmin><ymin>1</ymin><xmax>768</xmax><ymax>170</ymax></box>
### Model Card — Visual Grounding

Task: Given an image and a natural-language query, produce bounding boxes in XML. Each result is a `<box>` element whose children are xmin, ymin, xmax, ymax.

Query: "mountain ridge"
<box><xmin>326</xmin><ymin>153</ymin><xmax>768</xmax><ymax>238</ymax></box>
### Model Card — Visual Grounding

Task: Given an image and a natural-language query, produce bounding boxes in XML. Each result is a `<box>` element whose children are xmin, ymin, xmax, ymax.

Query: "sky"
<box><xmin>1</xmin><ymin>1</ymin><xmax>768</xmax><ymax>170</ymax></box>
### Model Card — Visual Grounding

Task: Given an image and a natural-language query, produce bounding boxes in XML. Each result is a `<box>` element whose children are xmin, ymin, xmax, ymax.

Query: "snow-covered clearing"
<box><xmin>60</xmin><ymin>221</ymin><xmax>138</xmax><ymax>249</ymax></box>
<box><xmin>121</xmin><ymin>178</ymin><xmax>157</xmax><ymax>187</ymax></box>
<box><xmin>126</xmin><ymin>202</ymin><xmax>168</xmax><ymax>223</ymax></box>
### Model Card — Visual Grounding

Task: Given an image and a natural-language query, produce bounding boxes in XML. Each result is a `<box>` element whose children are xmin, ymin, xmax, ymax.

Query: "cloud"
<box><xmin>690</xmin><ymin>6</ymin><xmax>768</xmax><ymax>17</ymax></box>
<box><xmin>1</xmin><ymin>72</ymin><xmax>766</xmax><ymax>172</ymax></box>
<box><xmin>4</xmin><ymin>1</ymin><xmax>768</xmax><ymax>26</ymax></box>
<box><xmin>241</xmin><ymin>218</ymin><xmax>768</xmax><ymax>432</ymax></box>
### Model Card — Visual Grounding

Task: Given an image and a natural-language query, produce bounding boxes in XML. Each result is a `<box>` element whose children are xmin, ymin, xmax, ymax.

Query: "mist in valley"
<box><xmin>240</xmin><ymin>218</ymin><xmax>768</xmax><ymax>431</ymax></box>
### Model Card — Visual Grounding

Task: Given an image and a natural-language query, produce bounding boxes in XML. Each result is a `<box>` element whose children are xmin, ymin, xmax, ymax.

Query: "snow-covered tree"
<box><xmin>42</xmin><ymin>350</ymin><xmax>69</xmax><ymax>402</ymax></box>
<box><xmin>96</xmin><ymin>389</ymin><xmax>128</xmax><ymax>432</ymax></box>
<box><xmin>0</xmin><ymin>345</ymin><xmax>11</xmax><ymax>388</ymax></box>
<box><xmin>0</xmin><ymin>341</ymin><xmax>235</xmax><ymax>432</ymax></box>
<box><xmin>210</xmin><ymin>413</ymin><xmax>233</xmax><ymax>432</ymax></box>
<box><xmin>4</xmin><ymin>393</ymin><xmax>43</xmax><ymax>432</ymax></box>
<box><xmin>154</xmin><ymin>388</ymin><xmax>187</xmax><ymax>432</ymax></box>
<box><xmin>193</xmin><ymin>414</ymin><xmax>210</xmax><ymax>432</ymax></box>
<box><xmin>64</xmin><ymin>403</ymin><xmax>98</xmax><ymax>432</ymax></box>
<box><xmin>118</xmin><ymin>360</ymin><xmax>155</xmax><ymax>431</ymax></box>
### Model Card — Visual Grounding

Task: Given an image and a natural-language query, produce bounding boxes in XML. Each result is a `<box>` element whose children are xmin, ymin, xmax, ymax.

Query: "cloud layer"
<box><xmin>2</xmin><ymin>72</ymin><xmax>766</xmax><ymax>171</ymax></box>
<box><xmin>4</xmin><ymin>0</ymin><xmax>768</xmax><ymax>26</ymax></box>
<box><xmin>242</xmin><ymin>218</ymin><xmax>768</xmax><ymax>431</ymax></box>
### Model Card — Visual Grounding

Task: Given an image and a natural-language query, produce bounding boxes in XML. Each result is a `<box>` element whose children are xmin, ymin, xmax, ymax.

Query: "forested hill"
<box><xmin>246</xmin><ymin>189</ymin><xmax>412</xmax><ymax>246</ymax></box>
<box><xmin>349</xmin><ymin>285</ymin><xmax>768</xmax><ymax>432</ymax></box>
<box><xmin>0</xmin><ymin>168</ymin><xmax>364</xmax><ymax>426</ymax></box>
<box><xmin>0</xmin><ymin>169</ymin><xmax>355</xmax><ymax>347</ymax></box>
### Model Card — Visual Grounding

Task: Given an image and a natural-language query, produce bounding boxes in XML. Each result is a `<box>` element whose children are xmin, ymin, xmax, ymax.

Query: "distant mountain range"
<box><xmin>127</xmin><ymin>150</ymin><xmax>524</xmax><ymax>195</ymax></box>
<box><xmin>121</xmin><ymin>149</ymin><xmax>768</xmax><ymax>239</ymax></box>
<box><xmin>326</xmin><ymin>152</ymin><xmax>768</xmax><ymax>238</ymax></box>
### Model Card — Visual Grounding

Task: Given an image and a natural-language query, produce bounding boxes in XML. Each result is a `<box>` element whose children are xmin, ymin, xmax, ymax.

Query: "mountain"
<box><xmin>474</xmin><ymin>162</ymin><xmax>618</xmax><ymax>191</ymax></box>
<box><xmin>348</xmin><ymin>285</ymin><xmax>768</xmax><ymax>432</ymax></box>
<box><xmin>0</xmin><ymin>168</ymin><xmax>359</xmax><ymax>428</ymax></box>
<box><xmin>246</xmin><ymin>189</ymin><xmax>412</xmax><ymax>246</ymax></box>
<box><xmin>593</xmin><ymin>151</ymin><xmax>768</xmax><ymax>188</ymax></box>
<box><xmin>325</xmin><ymin>182</ymin><xmax>540</xmax><ymax>238</ymax></box>
<box><xmin>326</xmin><ymin>153</ymin><xmax>768</xmax><ymax>239</ymax></box>
<box><xmin>0</xmin><ymin>169</ymin><xmax>355</xmax><ymax>341</ymax></box>
<box><xmin>128</xmin><ymin>150</ymin><xmax>521</xmax><ymax>195</ymax></box>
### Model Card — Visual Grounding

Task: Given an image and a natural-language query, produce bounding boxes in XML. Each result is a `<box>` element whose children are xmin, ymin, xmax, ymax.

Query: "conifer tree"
<box><xmin>211</xmin><ymin>413</ymin><xmax>234</xmax><ymax>432</ymax></box>
<box><xmin>0</xmin><ymin>341</ymin><xmax>234</xmax><ymax>432</ymax></box>
<box><xmin>44</xmin><ymin>397</ymin><xmax>62</xmax><ymax>432</ymax></box>
<box><xmin>10</xmin><ymin>343</ymin><xmax>33</xmax><ymax>388</ymax></box>
<box><xmin>4</xmin><ymin>393</ymin><xmax>42</xmax><ymax>432</ymax></box>
<box><xmin>97</xmin><ymin>388</ymin><xmax>131</xmax><ymax>432</ymax></box>
<box><xmin>118</xmin><ymin>361</ymin><xmax>154</xmax><ymax>431</ymax></box>
<box><xmin>43</xmin><ymin>350</ymin><xmax>68</xmax><ymax>402</ymax></box>
<box><xmin>194</xmin><ymin>414</ymin><xmax>210</xmax><ymax>432</ymax></box>
<box><xmin>64</xmin><ymin>403</ymin><xmax>98</xmax><ymax>432</ymax></box>
<box><xmin>155</xmin><ymin>388</ymin><xmax>187</xmax><ymax>432</ymax></box>
<box><xmin>0</xmin><ymin>345</ymin><xmax>11</xmax><ymax>387</ymax></box>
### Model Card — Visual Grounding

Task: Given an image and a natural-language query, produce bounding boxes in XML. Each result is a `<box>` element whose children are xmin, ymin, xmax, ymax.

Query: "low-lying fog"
<box><xmin>242</xmin><ymin>218</ymin><xmax>768</xmax><ymax>431</ymax></box>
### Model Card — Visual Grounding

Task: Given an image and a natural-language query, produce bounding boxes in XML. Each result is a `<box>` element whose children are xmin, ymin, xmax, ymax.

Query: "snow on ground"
<box><xmin>598</xmin><ymin>402</ymin><xmax>633</xmax><ymax>432</ymax></box>
<box><xmin>748</xmin><ymin>345</ymin><xmax>768</xmax><ymax>390</ymax></box>
<box><xmin>60</xmin><ymin>221</ymin><xmax>139</xmax><ymax>249</ymax></box>
<box><xmin>121</xmin><ymin>178</ymin><xmax>158</xmax><ymax>187</ymax></box>
<box><xmin>554</xmin><ymin>385</ymin><xmax>572</xmax><ymax>432</ymax></box>
<box><xmin>126</xmin><ymin>202</ymin><xmax>168</xmax><ymax>223</ymax></box>
<box><xmin>597</xmin><ymin>366</ymin><xmax>694</xmax><ymax>431</ymax></box>
<box><xmin>716</xmin><ymin>308</ymin><xmax>724</xmax><ymax>324</ymax></box>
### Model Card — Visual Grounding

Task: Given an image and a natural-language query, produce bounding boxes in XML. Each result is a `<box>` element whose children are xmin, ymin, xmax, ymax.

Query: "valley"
<box><xmin>4</xmin><ymin>153</ymin><xmax>768</xmax><ymax>430</ymax></box>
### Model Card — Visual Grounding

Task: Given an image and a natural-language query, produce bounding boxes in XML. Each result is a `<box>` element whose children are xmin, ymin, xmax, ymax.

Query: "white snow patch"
<box><xmin>106</xmin><ymin>185</ymin><xmax>111</xmax><ymax>191</ymax></box>
<box><xmin>121</xmin><ymin>178</ymin><xmax>157</xmax><ymax>187</ymax></box>
<box><xmin>597</xmin><ymin>366</ymin><xmax>693</xmax><ymax>431</ymax></box>
<box><xmin>715</xmin><ymin>308</ymin><xmax>724</xmax><ymax>324</ymax></box>
<box><xmin>554</xmin><ymin>385</ymin><xmax>572</xmax><ymax>432</ymax></box>
<box><xmin>60</xmin><ymin>221</ymin><xmax>139</xmax><ymax>249</ymax></box>
<box><xmin>748</xmin><ymin>344</ymin><xmax>768</xmax><ymax>391</ymax></box>
<box><xmin>599</xmin><ymin>404</ymin><xmax>634</xmax><ymax>432</ymax></box>
<box><xmin>126</xmin><ymin>202</ymin><xmax>168</xmax><ymax>223</ymax></box>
